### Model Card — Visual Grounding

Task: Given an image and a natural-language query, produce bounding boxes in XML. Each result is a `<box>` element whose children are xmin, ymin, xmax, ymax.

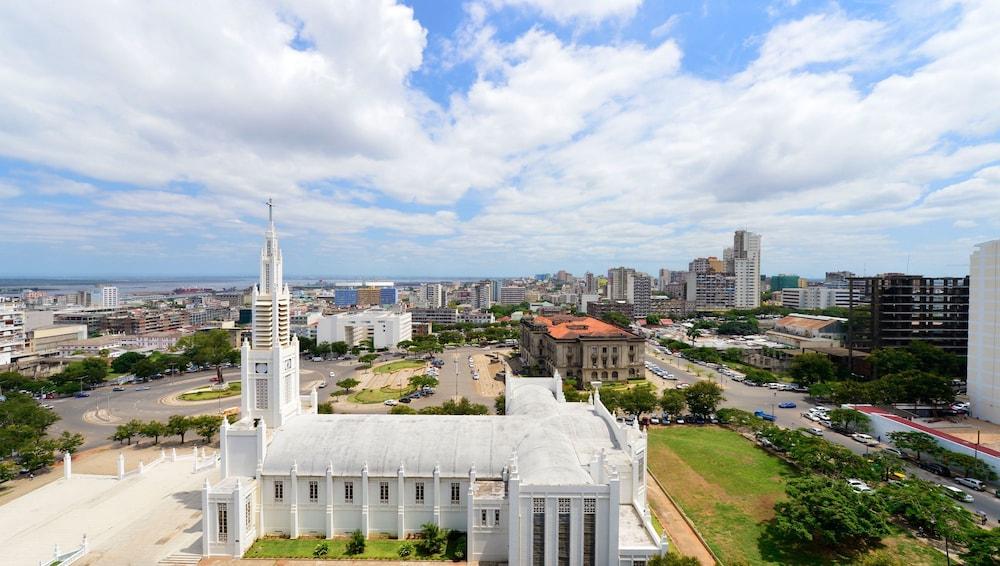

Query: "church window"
<box><xmin>583</xmin><ymin>498</ymin><xmax>596</xmax><ymax>566</ymax></box>
<box><xmin>481</xmin><ymin>509</ymin><xmax>488</xmax><ymax>526</ymax></box>
<box><xmin>344</xmin><ymin>481</ymin><xmax>354</xmax><ymax>503</ymax></box>
<box><xmin>245</xmin><ymin>496</ymin><xmax>252</xmax><ymax>528</ymax></box>
<box><xmin>309</xmin><ymin>481</ymin><xmax>319</xmax><ymax>503</ymax></box>
<box><xmin>217</xmin><ymin>503</ymin><xmax>228</xmax><ymax>542</ymax></box>
<box><xmin>494</xmin><ymin>509</ymin><xmax>501</xmax><ymax>526</ymax></box>
<box><xmin>255</xmin><ymin>379</ymin><xmax>268</xmax><ymax>410</ymax></box>
<box><xmin>273</xmin><ymin>481</ymin><xmax>284</xmax><ymax>502</ymax></box>
<box><xmin>558</xmin><ymin>498</ymin><xmax>571</xmax><ymax>566</ymax></box>
<box><xmin>415</xmin><ymin>482</ymin><xmax>425</xmax><ymax>504</ymax></box>
<box><xmin>450</xmin><ymin>482</ymin><xmax>461</xmax><ymax>504</ymax></box>
<box><xmin>532</xmin><ymin>498</ymin><xmax>545</xmax><ymax>566</ymax></box>
<box><xmin>379</xmin><ymin>481</ymin><xmax>390</xmax><ymax>503</ymax></box>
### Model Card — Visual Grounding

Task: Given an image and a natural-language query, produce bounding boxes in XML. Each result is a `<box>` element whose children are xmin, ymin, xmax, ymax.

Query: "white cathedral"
<box><xmin>202</xmin><ymin>208</ymin><xmax>667</xmax><ymax>565</ymax></box>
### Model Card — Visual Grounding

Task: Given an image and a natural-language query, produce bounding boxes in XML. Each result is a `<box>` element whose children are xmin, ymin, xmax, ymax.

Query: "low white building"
<box><xmin>779</xmin><ymin>287</ymin><xmax>855</xmax><ymax>310</ymax></box>
<box><xmin>765</xmin><ymin>313</ymin><xmax>846</xmax><ymax>349</ymax></box>
<box><xmin>317</xmin><ymin>309</ymin><xmax>412</xmax><ymax>349</ymax></box>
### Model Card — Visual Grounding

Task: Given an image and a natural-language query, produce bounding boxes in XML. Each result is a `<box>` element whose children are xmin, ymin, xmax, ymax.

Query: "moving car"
<box><xmin>74</xmin><ymin>391</ymin><xmax>90</xmax><ymax>398</ymax></box>
<box><xmin>851</xmin><ymin>433</ymin><xmax>878</xmax><ymax>446</ymax></box>
<box><xmin>329</xmin><ymin>371</ymin><xmax>336</xmax><ymax>378</ymax></box>
<box><xmin>777</xmin><ymin>401</ymin><xmax>796</xmax><ymax>409</ymax></box>
<box><xmin>753</xmin><ymin>410</ymin><xmax>776</xmax><ymax>422</ymax></box>
<box><xmin>112</xmin><ymin>386</ymin><xmax>125</xmax><ymax>392</ymax></box>
<box><xmin>921</xmin><ymin>462</ymin><xmax>951</xmax><ymax>477</ymax></box>
<box><xmin>847</xmin><ymin>479</ymin><xmax>873</xmax><ymax>493</ymax></box>
<box><xmin>806</xmin><ymin>427</ymin><xmax>824</xmax><ymax>436</ymax></box>
<box><xmin>135</xmin><ymin>385</ymin><xmax>151</xmax><ymax>391</ymax></box>
<box><xmin>383</xmin><ymin>399</ymin><xmax>398</xmax><ymax>406</ymax></box>
<box><xmin>317</xmin><ymin>382</ymin><xmax>327</xmax><ymax>389</ymax></box>
<box><xmin>940</xmin><ymin>485</ymin><xmax>974</xmax><ymax>503</ymax></box>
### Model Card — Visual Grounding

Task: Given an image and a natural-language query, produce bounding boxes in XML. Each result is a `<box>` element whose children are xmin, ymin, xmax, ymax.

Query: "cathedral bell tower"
<box><xmin>240</xmin><ymin>199</ymin><xmax>301</xmax><ymax>428</ymax></box>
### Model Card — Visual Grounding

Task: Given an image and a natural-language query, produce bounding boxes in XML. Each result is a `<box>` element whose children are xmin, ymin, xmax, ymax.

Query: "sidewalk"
<box><xmin>645</xmin><ymin>474</ymin><xmax>717</xmax><ymax>565</ymax></box>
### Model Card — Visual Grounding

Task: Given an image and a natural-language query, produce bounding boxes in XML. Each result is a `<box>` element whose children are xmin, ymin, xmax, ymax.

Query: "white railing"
<box><xmin>39</xmin><ymin>535</ymin><xmax>87</xmax><ymax>566</ymax></box>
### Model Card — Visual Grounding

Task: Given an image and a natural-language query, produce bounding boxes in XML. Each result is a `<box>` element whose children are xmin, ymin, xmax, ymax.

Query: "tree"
<box><xmin>716</xmin><ymin>317</ymin><xmax>759</xmax><ymax>336</ymax></box>
<box><xmin>622</xmin><ymin>385</ymin><xmax>658</xmax><ymax>415</ymax></box>
<box><xmin>0</xmin><ymin>391</ymin><xmax>60</xmax><ymax>457</ymax></box>
<box><xmin>141</xmin><ymin>421</ymin><xmax>168</xmax><ymax>445</ymax></box>
<box><xmin>420</xmin><ymin>397</ymin><xmax>489</xmax><ymax>415</ymax></box>
<box><xmin>788</xmin><ymin>353</ymin><xmax>836</xmax><ymax>386</ymax></box>
<box><xmin>880</xmin><ymin>478</ymin><xmax>974</xmax><ymax>539</ymax></box>
<box><xmin>828</xmin><ymin>408</ymin><xmax>870</xmax><ymax>434</ymax></box>
<box><xmin>772</xmin><ymin>476</ymin><xmax>890</xmax><ymax>549</ymax></box>
<box><xmin>345</xmin><ymin>529</ymin><xmax>366</xmax><ymax>555</ymax></box>
<box><xmin>336</xmin><ymin>378</ymin><xmax>360</xmax><ymax>392</ymax></box>
<box><xmin>55</xmin><ymin>430</ymin><xmax>84</xmax><ymax>454</ymax></box>
<box><xmin>59</xmin><ymin>357</ymin><xmax>109</xmax><ymax>386</ymax></box>
<box><xmin>961</xmin><ymin>528</ymin><xmax>1000</xmax><ymax>566</ymax></box>
<box><xmin>659</xmin><ymin>390</ymin><xmax>686</xmax><ymax>416</ymax></box>
<box><xmin>887</xmin><ymin>431</ymin><xmax>939</xmax><ymax>462</ymax></box>
<box><xmin>0</xmin><ymin>460</ymin><xmax>18</xmax><ymax>485</ymax></box>
<box><xmin>330</xmin><ymin>341</ymin><xmax>349</xmax><ymax>356</ymax></box>
<box><xmin>18</xmin><ymin>438</ymin><xmax>57</xmax><ymax>471</ymax></box>
<box><xmin>601</xmin><ymin>311</ymin><xmax>631</xmax><ymax>328</ymax></box>
<box><xmin>359</xmin><ymin>353</ymin><xmax>379</xmax><ymax>367</ymax></box>
<box><xmin>132</xmin><ymin>358</ymin><xmax>160</xmax><ymax>379</ymax></box>
<box><xmin>418</xmin><ymin>522</ymin><xmax>448</xmax><ymax>554</ymax></box>
<box><xmin>868</xmin><ymin>348</ymin><xmax>918</xmax><ymax>377</ymax></box>
<box><xmin>683</xmin><ymin>381</ymin><xmax>724</xmax><ymax>417</ymax></box>
<box><xmin>494</xmin><ymin>394</ymin><xmax>505</xmax><ymax>415</ymax></box>
<box><xmin>167</xmin><ymin>415</ymin><xmax>194</xmax><ymax>444</ymax></box>
<box><xmin>685</xmin><ymin>327</ymin><xmax>701</xmax><ymax>344</ymax></box>
<box><xmin>645</xmin><ymin>314</ymin><xmax>662</xmax><ymax>325</ymax></box>
<box><xmin>111</xmin><ymin>351</ymin><xmax>146</xmax><ymax>374</ymax></box>
<box><xmin>193</xmin><ymin>415</ymin><xmax>223</xmax><ymax>444</ymax></box>
<box><xmin>177</xmin><ymin>330</ymin><xmax>235</xmax><ymax>384</ymax></box>
<box><xmin>390</xmin><ymin>405</ymin><xmax>417</xmax><ymax>414</ymax></box>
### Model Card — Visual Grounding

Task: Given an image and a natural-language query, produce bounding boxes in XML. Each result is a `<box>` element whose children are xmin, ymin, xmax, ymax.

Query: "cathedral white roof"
<box><xmin>262</xmin><ymin>381</ymin><xmax>630</xmax><ymax>486</ymax></box>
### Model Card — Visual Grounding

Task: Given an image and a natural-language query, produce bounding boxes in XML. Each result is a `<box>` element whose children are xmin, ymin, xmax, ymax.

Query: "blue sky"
<box><xmin>0</xmin><ymin>0</ymin><xmax>998</xmax><ymax>279</ymax></box>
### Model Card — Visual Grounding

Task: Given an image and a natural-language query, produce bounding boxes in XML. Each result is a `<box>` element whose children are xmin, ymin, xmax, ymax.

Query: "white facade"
<box><xmin>626</xmin><ymin>274</ymin><xmax>651</xmax><ymax>319</ymax></box>
<box><xmin>317</xmin><ymin>309</ymin><xmax>412</xmax><ymax>349</ymax></box>
<box><xmin>421</xmin><ymin>284</ymin><xmax>445</xmax><ymax>308</ymax></box>
<box><xmin>101</xmin><ymin>286</ymin><xmax>119</xmax><ymax>308</ymax></box>
<box><xmin>733</xmin><ymin>230</ymin><xmax>761</xmax><ymax>309</ymax></box>
<box><xmin>0</xmin><ymin>298</ymin><xmax>25</xmax><ymax>365</ymax></box>
<box><xmin>969</xmin><ymin>240</ymin><xmax>1000</xmax><ymax>423</ymax></box>
<box><xmin>204</xmin><ymin>212</ymin><xmax>665</xmax><ymax>564</ymax></box>
<box><xmin>779</xmin><ymin>287</ymin><xmax>854</xmax><ymax>310</ymax></box>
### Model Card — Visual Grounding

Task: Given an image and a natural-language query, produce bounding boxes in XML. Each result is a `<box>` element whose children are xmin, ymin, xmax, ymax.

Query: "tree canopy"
<box><xmin>788</xmin><ymin>353</ymin><xmax>836</xmax><ymax>385</ymax></box>
<box><xmin>772</xmin><ymin>475</ymin><xmax>890</xmax><ymax>549</ymax></box>
<box><xmin>683</xmin><ymin>381</ymin><xmax>724</xmax><ymax>416</ymax></box>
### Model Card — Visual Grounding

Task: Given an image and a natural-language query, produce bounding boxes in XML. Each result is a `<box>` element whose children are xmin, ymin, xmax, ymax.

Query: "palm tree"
<box><xmin>686</xmin><ymin>327</ymin><xmax>702</xmax><ymax>344</ymax></box>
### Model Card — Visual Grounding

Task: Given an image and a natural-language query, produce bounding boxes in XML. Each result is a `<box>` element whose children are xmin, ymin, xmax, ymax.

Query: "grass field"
<box><xmin>348</xmin><ymin>385</ymin><xmax>414</xmax><ymax>404</ymax></box>
<box><xmin>646</xmin><ymin>426</ymin><xmax>947</xmax><ymax>565</ymax></box>
<box><xmin>373</xmin><ymin>359</ymin><xmax>426</xmax><ymax>374</ymax></box>
<box><xmin>245</xmin><ymin>535</ymin><xmax>464</xmax><ymax>560</ymax></box>
<box><xmin>178</xmin><ymin>381</ymin><xmax>241</xmax><ymax>401</ymax></box>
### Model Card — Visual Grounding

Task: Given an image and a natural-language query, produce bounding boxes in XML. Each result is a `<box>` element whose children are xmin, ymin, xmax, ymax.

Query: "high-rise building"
<box><xmin>471</xmin><ymin>281</ymin><xmax>493</xmax><ymax>310</ymax></box>
<box><xmin>825</xmin><ymin>271</ymin><xmax>856</xmax><ymax>288</ymax></box>
<box><xmin>317</xmin><ymin>309</ymin><xmax>412</xmax><ymax>349</ymax></box>
<box><xmin>969</xmin><ymin>240</ymin><xmax>1000</xmax><ymax>423</ymax></box>
<box><xmin>733</xmin><ymin>230</ymin><xmax>761</xmax><ymax>309</ymax></box>
<box><xmin>607</xmin><ymin>267</ymin><xmax>635</xmax><ymax>301</ymax></box>
<box><xmin>357</xmin><ymin>286</ymin><xmax>382</xmax><ymax>307</ymax></box>
<box><xmin>584</xmin><ymin>272</ymin><xmax>598</xmax><ymax>294</ymax></box>
<box><xmin>0</xmin><ymin>298</ymin><xmax>26</xmax><ymax>366</ymax></box>
<box><xmin>688</xmin><ymin>257</ymin><xmax>723</xmax><ymax>274</ymax></box>
<box><xmin>847</xmin><ymin>274</ymin><xmax>969</xmax><ymax>358</ymax></box>
<box><xmin>491</xmin><ymin>279</ymin><xmax>504</xmax><ymax>303</ymax></box>
<box><xmin>500</xmin><ymin>286</ymin><xmax>527</xmax><ymax>305</ymax></box>
<box><xmin>657</xmin><ymin>269</ymin><xmax>671</xmax><ymax>292</ymax></box>
<box><xmin>685</xmin><ymin>272</ymin><xmax>735</xmax><ymax>310</ymax></box>
<box><xmin>779</xmin><ymin>287</ymin><xmax>856</xmax><ymax>310</ymax></box>
<box><xmin>626</xmin><ymin>273</ymin><xmax>652</xmax><ymax>318</ymax></box>
<box><xmin>421</xmin><ymin>283</ymin><xmax>444</xmax><ymax>308</ymax></box>
<box><xmin>770</xmin><ymin>274</ymin><xmax>801</xmax><ymax>292</ymax></box>
<box><xmin>379</xmin><ymin>287</ymin><xmax>398</xmax><ymax>306</ymax></box>
<box><xmin>335</xmin><ymin>288</ymin><xmax>358</xmax><ymax>307</ymax></box>
<box><xmin>239</xmin><ymin>203</ymin><xmax>301</xmax><ymax>429</ymax></box>
<box><xmin>101</xmin><ymin>286</ymin><xmax>119</xmax><ymax>308</ymax></box>
<box><xmin>723</xmin><ymin>247</ymin><xmax>735</xmax><ymax>274</ymax></box>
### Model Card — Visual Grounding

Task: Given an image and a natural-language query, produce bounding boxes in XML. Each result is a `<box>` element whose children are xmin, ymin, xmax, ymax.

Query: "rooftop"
<box><xmin>529</xmin><ymin>315</ymin><xmax>636</xmax><ymax>340</ymax></box>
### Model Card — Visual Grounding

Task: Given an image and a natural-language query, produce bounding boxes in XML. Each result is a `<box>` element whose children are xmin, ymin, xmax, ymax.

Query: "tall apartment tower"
<box><xmin>0</xmin><ymin>298</ymin><xmax>25</xmax><ymax>366</ymax></box>
<box><xmin>733</xmin><ymin>230</ymin><xmax>762</xmax><ymax>309</ymax></box>
<box><xmin>607</xmin><ymin>267</ymin><xmax>635</xmax><ymax>301</ymax></box>
<box><xmin>239</xmin><ymin>202</ymin><xmax>301</xmax><ymax>429</ymax></box>
<box><xmin>421</xmin><ymin>284</ymin><xmax>444</xmax><ymax>308</ymax></box>
<box><xmin>471</xmin><ymin>281</ymin><xmax>493</xmax><ymax>310</ymax></box>
<box><xmin>584</xmin><ymin>272</ymin><xmax>598</xmax><ymax>294</ymax></box>
<box><xmin>657</xmin><ymin>269</ymin><xmax>671</xmax><ymax>292</ymax></box>
<box><xmin>627</xmin><ymin>273</ymin><xmax>652</xmax><ymax>318</ymax></box>
<box><xmin>101</xmin><ymin>286</ymin><xmax>119</xmax><ymax>308</ymax></box>
<box><xmin>969</xmin><ymin>240</ymin><xmax>1000</xmax><ymax>423</ymax></box>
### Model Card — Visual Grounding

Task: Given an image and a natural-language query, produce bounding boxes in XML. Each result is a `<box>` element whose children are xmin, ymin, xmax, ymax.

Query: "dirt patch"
<box><xmin>646</xmin><ymin>474</ymin><xmax>717</xmax><ymax>565</ymax></box>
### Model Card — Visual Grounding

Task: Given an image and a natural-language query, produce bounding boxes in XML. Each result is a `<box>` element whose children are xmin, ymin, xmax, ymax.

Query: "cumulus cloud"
<box><xmin>0</xmin><ymin>0</ymin><xmax>998</xmax><ymax>276</ymax></box>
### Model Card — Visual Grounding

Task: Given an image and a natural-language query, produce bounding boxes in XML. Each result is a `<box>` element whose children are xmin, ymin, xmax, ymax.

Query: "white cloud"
<box><xmin>0</xmin><ymin>182</ymin><xmax>20</xmax><ymax>198</ymax></box>
<box><xmin>650</xmin><ymin>14</ymin><xmax>681</xmax><ymax>38</ymax></box>
<box><xmin>487</xmin><ymin>0</ymin><xmax>643</xmax><ymax>24</ymax></box>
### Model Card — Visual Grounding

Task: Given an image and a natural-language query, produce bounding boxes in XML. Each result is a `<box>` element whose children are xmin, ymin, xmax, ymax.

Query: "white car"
<box><xmin>383</xmin><ymin>399</ymin><xmax>398</xmax><ymax>406</ymax></box>
<box><xmin>955</xmin><ymin>477</ymin><xmax>986</xmax><ymax>491</ymax></box>
<box><xmin>675</xmin><ymin>383</ymin><xmax>689</xmax><ymax>390</ymax></box>
<box><xmin>847</xmin><ymin>479</ymin><xmax>873</xmax><ymax>493</ymax></box>
<box><xmin>851</xmin><ymin>433</ymin><xmax>878</xmax><ymax>446</ymax></box>
<box><xmin>329</xmin><ymin>371</ymin><xmax>336</xmax><ymax>378</ymax></box>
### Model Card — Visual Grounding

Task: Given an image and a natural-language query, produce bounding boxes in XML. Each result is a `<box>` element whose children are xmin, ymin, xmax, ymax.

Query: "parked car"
<box><xmin>74</xmin><ymin>391</ymin><xmax>91</xmax><ymax>398</ymax></box>
<box><xmin>311</xmin><ymin>357</ymin><xmax>323</xmax><ymax>362</ymax></box>
<box><xmin>112</xmin><ymin>386</ymin><xmax>125</xmax><ymax>392</ymax></box>
<box><xmin>675</xmin><ymin>383</ymin><xmax>689</xmax><ymax>390</ymax></box>
<box><xmin>778</xmin><ymin>401</ymin><xmax>797</xmax><ymax>409</ymax></box>
<box><xmin>851</xmin><ymin>433</ymin><xmax>878</xmax><ymax>446</ymax></box>
<box><xmin>921</xmin><ymin>462</ymin><xmax>951</xmax><ymax>477</ymax></box>
<box><xmin>955</xmin><ymin>477</ymin><xmax>986</xmax><ymax>491</ymax></box>
<box><xmin>398</xmin><ymin>397</ymin><xmax>411</xmax><ymax>404</ymax></box>
<box><xmin>666</xmin><ymin>373</ymin><xmax>676</xmax><ymax>379</ymax></box>
<box><xmin>882</xmin><ymin>447</ymin><xmax>904</xmax><ymax>458</ymax></box>
<box><xmin>135</xmin><ymin>385</ymin><xmax>151</xmax><ymax>391</ymax></box>
<box><xmin>384</xmin><ymin>399</ymin><xmax>398</xmax><ymax>406</ymax></box>
<box><xmin>754</xmin><ymin>410</ymin><xmax>776</xmax><ymax>422</ymax></box>
<box><xmin>806</xmin><ymin>427</ymin><xmax>824</xmax><ymax>436</ymax></box>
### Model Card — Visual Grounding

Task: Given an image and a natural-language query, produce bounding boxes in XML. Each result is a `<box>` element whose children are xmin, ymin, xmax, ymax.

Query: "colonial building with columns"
<box><xmin>202</xmin><ymin>209</ymin><xmax>665</xmax><ymax>564</ymax></box>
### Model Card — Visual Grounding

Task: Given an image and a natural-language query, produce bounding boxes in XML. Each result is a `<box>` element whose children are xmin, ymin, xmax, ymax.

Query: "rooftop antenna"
<box><xmin>905</xmin><ymin>254</ymin><xmax>910</xmax><ymax>274</ymax></box>
<box><xmin>266</xmin><ymin>197</ymin><xmax>274</xmax><ymax>223</ymax></box>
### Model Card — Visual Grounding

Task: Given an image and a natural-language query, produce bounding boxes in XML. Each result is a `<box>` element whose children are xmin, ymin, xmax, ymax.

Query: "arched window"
<box><xmin>611</xmin><ymin>371</ymin><xmax>619</xmax><ymax>379</ymax></box>
<box><xmin>601</xmin><ymin>371</ymin><xmax>608</xmax><ymax>380</ymax></box>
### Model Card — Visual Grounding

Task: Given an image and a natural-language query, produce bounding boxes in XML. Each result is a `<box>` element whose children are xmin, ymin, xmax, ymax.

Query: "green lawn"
<box><xmin>372</xmin><ymin>359</ymin><xmax>427</xmax><ymax>374</ymax></box>
<box><xmin>178</xmin><ymin>382</ymin><xmax>241</xmax><ymax>401</ymax></box>
<box><xmin>348</xmin><ymin>385</ymin><xmax>415</xmax><ymax>404</ymax></box>
<box><xmin>646</xmin><ymin>426</ymin><xmax>947</xmax><ymax>566</ymax></box>
<box><xmin>245</xmin><ymin>535</ymin><xmax>465</xmax><ymax>560</ymax></box>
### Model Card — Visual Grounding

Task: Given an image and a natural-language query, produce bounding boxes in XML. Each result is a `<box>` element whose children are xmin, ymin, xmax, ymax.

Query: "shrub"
<box><xmin>313</xmin><ymin>541</ymin><xmax>330</xmax><ymax>557</ymax></box>
<box><xmin>345</xmin><ymin>529</ymin><xmax>365</xmax><ymax>555</ymax></box>
<box><xmin>417</xmin><ymin>522</ymin><xmax>448</xmax><ymax>555</ymax></box>
<box><xmin>398</xmin><ymin>542</ymin><xmax>414</xmax><ymax>558</ymax></box>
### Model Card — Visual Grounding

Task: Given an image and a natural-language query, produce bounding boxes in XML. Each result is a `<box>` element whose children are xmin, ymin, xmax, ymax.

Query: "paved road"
<box><xmin>643</xmin><ymin>343</ymin><xmax>1000</xmax><ymax>524</ymax></box>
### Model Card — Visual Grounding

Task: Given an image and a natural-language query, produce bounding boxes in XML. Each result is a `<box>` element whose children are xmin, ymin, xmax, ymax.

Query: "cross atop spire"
<box><xmin>266</xmin><ymin>197</ymin><xmax>274</xmax><ymax>224</ymax></box>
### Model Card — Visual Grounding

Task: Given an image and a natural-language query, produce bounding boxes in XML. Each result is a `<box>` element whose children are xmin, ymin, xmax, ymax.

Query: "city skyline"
<box><xmin>1</xmin><ymin>1</ymin><xmax>998</xmax><ymax>278</ymax></box>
